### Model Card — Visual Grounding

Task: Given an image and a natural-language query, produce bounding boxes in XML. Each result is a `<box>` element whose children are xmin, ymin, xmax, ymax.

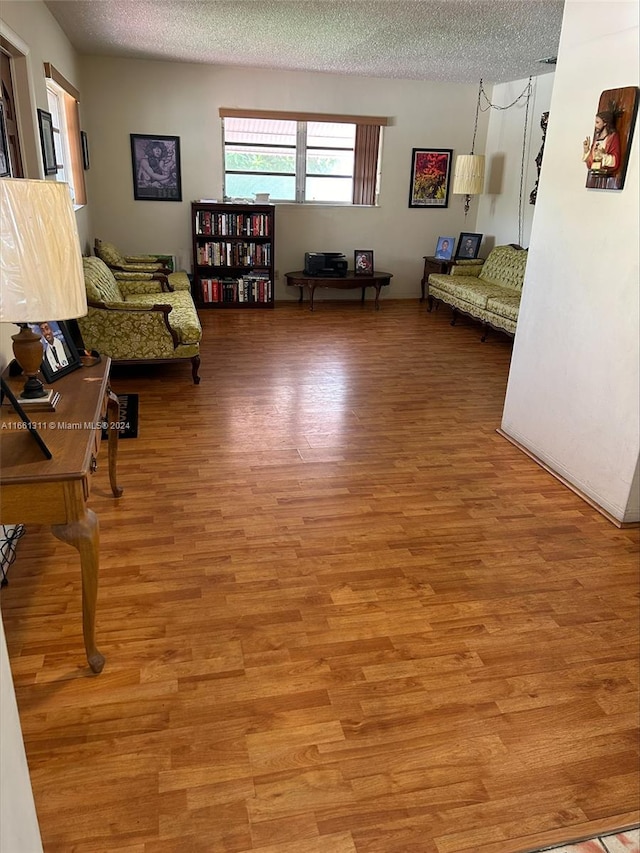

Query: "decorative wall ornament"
<box><xmin>583</xmin><ymin>86</ymin><xmax>639</xmax><ymax>191</ymax></box>
<box><xmin>529</xmin><ymin>111</ymin><xmax>549</xmax><ymax>205</ymax></box>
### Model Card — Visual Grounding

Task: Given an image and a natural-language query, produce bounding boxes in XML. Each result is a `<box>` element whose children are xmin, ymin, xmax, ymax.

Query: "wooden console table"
<box><xmin>285</xmin><ymin>270</ymin><xmax>393</xmax><ymax>311</ymax></box>
<box><xmin>0</xmin><ymin>358</ymin><xmax>123</xmax><ymax>673</ymax></box>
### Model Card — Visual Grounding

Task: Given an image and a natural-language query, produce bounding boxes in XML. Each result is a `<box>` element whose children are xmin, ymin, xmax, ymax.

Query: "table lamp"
<box><xmin>0</xmin><ymin>178</ymin><xmax>87</xmax><ymax>399</ymax></box>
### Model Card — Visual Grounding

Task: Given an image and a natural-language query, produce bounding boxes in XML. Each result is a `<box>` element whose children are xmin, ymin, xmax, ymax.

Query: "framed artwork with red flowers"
<box><xmin>408</xmin><ymin>148</ymin><xmax>453</xmax><ymax>208</ymax></box>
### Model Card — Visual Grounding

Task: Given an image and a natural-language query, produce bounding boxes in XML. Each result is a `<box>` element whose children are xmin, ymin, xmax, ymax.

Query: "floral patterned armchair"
<box><xmin>95</xmin><ymin>237</ymin><xmax>173</xmax><ymax>273</ymax></box>
<box><xmin>78</xmin><ymin>257</ymin><xmax>202</xmax><ymax>383</ymax></box>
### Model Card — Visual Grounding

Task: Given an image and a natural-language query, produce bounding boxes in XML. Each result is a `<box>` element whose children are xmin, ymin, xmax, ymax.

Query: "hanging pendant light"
<box><xmin>453</xmin><ymin>79</ymin><xmax>485</xmax><ymax>215</ymax></box>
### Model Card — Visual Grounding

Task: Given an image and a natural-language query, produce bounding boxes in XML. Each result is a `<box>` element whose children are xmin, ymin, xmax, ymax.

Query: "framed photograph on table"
<box><xmin>455</xmin><ymin>232</ymin><xmax>483</xmax><ymax>259</ymax></box>
<box><xmin>408</xmin><ymin>148</ymin><xmax>453</xmax><ymax>208</ymax></box>
<box><xmin>434</xmin><ymin>236</ymin><xmax>455</xmax><ymax>260</ymax></box>
<box><xmin>130</xmin><ymin>133</ymin><xmax>182</xmax><ymax>201</ymax></box>
<box><xmin>37</xmin><ymin>109</ymin><xmax>57</xmax><ymax>175</ymax></box>
<box><xmin>354</xmin><ymin>250</ymin><xmax>374</xmax><ymax>276</ymax></box>
<box><xmin>28</xmin><ymin>321</ymin><xmax>81</xmax><ymax>383</ymax></box>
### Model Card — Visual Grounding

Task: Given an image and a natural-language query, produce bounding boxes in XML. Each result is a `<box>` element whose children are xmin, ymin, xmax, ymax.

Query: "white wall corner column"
<box><xmin>501</xmin><ymin>0</ymin><xmax>640</xmax><ymax>524</ymax></box>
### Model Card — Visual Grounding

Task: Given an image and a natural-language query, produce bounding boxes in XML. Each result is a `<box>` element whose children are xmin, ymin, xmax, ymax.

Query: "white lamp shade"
<box><xmin>0</xmin><ymin>178</ymin><xmax>87</xmax><ymax>323</ymax></box>
<box><xmin>452</xmin><ymin>154</ymin><xmax>486</xmax><ymax>196</ymax></box>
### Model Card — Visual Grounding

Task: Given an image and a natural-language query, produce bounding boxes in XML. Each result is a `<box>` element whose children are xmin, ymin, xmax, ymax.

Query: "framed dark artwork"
<box><xmin>408</xmin><ymin>148</ymin><xmax>453</xmax><ymax>208</ymax></box>
<box><xmin>455</xmin><ymin>232</ymin><xmax>482</xmax><ymax>260</ymax></box>
<box><xmin>0</xmin><ymin>103</ymin><xmax>9</xmax><ymax>177</ymax></box>
<box><xmin>28</xmin><ymin>320</ymin><xmax>81</xmax><ymax>383</ymax></box>
<box><xmin>130</xmin><ymin>133</ymin><xmax>182</xmax><ymax>201</ymax></box>
<box><xmin>583</xmin><ymin>86</ymin><xmax>639</xmax><ymax>191</ymax></box>
<box><xmin>434</xmin><ymin>236</ymin><xmax>455</xmax><ymax>260</ymax></box>
<box><xmin>80</xmin><ymin>130</ymin><xmax>90</xmax><ymax>170</ymax></box>
<box><xmin>37</xmin><ymin>108</ymin><xmax>57</xmax><ymax>175</ymax></box>
<box><xmin>354</xmin><ymin>249</ymin><xmax>374</xmax><ymax>276</ymax></box>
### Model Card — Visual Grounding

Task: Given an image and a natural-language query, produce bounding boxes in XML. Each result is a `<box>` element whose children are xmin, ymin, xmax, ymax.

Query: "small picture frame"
<box><xmin>0</xmin><ymin>102</ymin><xmax>10</xmax><ymax>177</ymax></box>
<box><xmin>408</xmin><ymin>148</ymin><xmax>453</xmax><ymax>208</ymax></box>
<box><xmin>28</xmin><ymin>320</ymin><xmax>81</xmax><ymax>383</ymax></box>
<box><xmin>130</xmin><ymin>133</ymin><xmax>182</xmax><ymax>201</ymax></box>
<box><xmin>455</xmin><ymin>232</ymin><xmax>483</xmax><ymax>259</ymax></box>
<box><xmin>434</xmin><ymin>236</ymin><xmax>455</xmax><ymax>260</ymax></box>
<box><xmin>37</xmin><ymin>108</ymin><xmax>57</xmax><ymax>176</ymax></box>
<box><xmin>354</xmin><ymin>249</ymin><xmax>374</xmax><ymax>276</ymax></box>
<box><xmin>80</xmin><ymin>130</ymin><xmax>90</xmax><ymax>170</ymax></box>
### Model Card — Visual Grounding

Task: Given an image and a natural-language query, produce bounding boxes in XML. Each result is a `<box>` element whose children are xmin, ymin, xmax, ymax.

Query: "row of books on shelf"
<box><xmin>200</xmin><ymin>275</ymin><xmax>273</xmax><ymax>304</ymax></box>
<box><xmin>194</xmin><ymin>211</ymin><xmax>271</xmax><ymax>237</ymax></box>
<box><xmin>195</xmin><ymin>241</ymin><xmax>271</xmax><ymax>267</ymax></box>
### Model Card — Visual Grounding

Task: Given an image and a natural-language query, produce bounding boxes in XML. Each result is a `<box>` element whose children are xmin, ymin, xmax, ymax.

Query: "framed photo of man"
<box><xmin>28</xmin><ymin>320</ymin><xmax>81</xmax><ymax>382</ymax></box>
<box><xmin>455</xmin><ymin>232</ymin><xmax>483</xmax><ymax>260</ymax></box>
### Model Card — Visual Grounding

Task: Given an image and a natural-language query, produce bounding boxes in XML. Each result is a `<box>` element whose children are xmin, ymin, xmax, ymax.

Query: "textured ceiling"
<box><xmin>44</xmin><ymin>0</ymin><xmax>564</xmax><ymax>84</ymax></box>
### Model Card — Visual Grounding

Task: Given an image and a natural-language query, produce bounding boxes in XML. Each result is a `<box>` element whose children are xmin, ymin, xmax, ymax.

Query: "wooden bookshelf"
<box><xmin>191</xmin><ymin>202</ymin><xmax>275</xmax><ymax>309</ymax></box>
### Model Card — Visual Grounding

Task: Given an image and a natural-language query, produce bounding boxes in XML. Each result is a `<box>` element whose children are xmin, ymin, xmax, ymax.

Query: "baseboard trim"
<box><xmin>496</xmin><ymin>428</ymin><xmax>639</xmax><ymax>529</ymax></box>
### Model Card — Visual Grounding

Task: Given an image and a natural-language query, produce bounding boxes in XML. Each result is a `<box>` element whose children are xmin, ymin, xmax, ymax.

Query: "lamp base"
<box><xmin>11</xmin><ymin>325</ymin><xmax>47</xmax><ymax>399</ymax></box>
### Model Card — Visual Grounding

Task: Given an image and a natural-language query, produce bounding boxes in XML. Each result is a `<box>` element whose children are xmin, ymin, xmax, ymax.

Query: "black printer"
<box><xmin>304</xmin><ymin>252</ymin><xmax>348</xmax><ymax>277</ymax></box>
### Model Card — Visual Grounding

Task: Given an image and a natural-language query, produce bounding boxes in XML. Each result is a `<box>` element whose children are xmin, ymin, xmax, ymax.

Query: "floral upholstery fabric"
<box><xmin>168</xmin><ymin>272</ymin><xmax>191</xmax><ymax>292</ymax></box>
<box><xmin>479</xmin><ymin>245</ymin><xmax>528</xmax><ymax>290</ymax></box>
<box><xmin>486</xmin><ymin>293</ymin><xmax>521</xmax><ymax>322</ymax></box>
<box><xmin>95</xmin><ymin>239</ymin><xmax>166</xmax><ymax>272</ymax></box>
<box><xmin>83</xmin><ymin>256</ymin><xmax>123</xmax><ymax>302</ymax></box>
<box><xmin>79</xmin><ymin>256</ymin><xmax>201</xmax><ymax>368</ymax></box>
<box><xmin>121</xmin><ymin>290</ymin><xmax>201</xmax><ymax>344</ymax></box>
<box><xmin>94</xmin><ymin>239</ymin><xmax>125</xmax><ymax>267</ymax></box>
<box><xmin>427</xmin><ymin>244</ymin><xmax>527</xmax><ymax>337</ymax></box>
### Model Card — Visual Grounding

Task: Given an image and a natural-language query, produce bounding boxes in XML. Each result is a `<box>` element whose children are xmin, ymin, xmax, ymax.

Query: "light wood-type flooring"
<box><xmin>3</xmin><ymin>300</ymin><xmax>639</xmax><ymax>853</ymax></box>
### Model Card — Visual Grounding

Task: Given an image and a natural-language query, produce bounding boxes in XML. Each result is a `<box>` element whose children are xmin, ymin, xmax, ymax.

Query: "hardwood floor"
<box><xmin>3</xmin><ymin>300</ymin><xmax>638</xmax><ymax>853</ymax></box>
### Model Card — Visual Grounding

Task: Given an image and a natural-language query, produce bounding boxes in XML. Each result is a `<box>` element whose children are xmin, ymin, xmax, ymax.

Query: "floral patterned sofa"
<box><xmin>78</xmin><ymin>256</ymin><xmax>202</xmax><ymax>383</ymax></box>
<box><xmin>427</xmin><ymin>244</ymin><xmax>528</xmax><ymax>340</ymax></box>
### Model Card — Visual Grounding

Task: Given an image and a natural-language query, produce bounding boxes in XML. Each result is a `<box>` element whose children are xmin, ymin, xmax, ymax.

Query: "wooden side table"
<box><xmin>420</xmin><ymin>256</ymin><xmax>457</xmax><ymax>301</ymax></box>
<box><xmin>0</xmin><ymin>358</ymin><xmax>123</xmax><ymax>673</ymax></box>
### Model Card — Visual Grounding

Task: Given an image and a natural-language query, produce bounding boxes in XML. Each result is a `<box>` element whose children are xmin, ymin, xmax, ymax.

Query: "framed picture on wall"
<box><xmin>408</xmin><ymin>148</ymin><xmax>453</xmax><ymax>208</ymax></box>
<box><xmin>130</xmin><ymin>133</ymin><xmax>182</xmax><ymax>201</ymax></box>
<box><xmin>583</xmin><ymin>85</ymin><xmax>639</xmax><ymax>191</ymax></box>
<box><xmin>37</xmin><ymin>109</ymin><xmax>57</xmax><ymax>175</ymax></box>
<box><xmin>80</xmin><ymin>130</ymin><xmax>90</xmax><ymax>170</ymax></box>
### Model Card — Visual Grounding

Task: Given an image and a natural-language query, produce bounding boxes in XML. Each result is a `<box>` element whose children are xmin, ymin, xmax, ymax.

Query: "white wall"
<box><xmin>501</xmin><ymin>0</ymin><xmax>639</xmax><ymax>523</ymax></box>
<box><xmin>0</xmin><ymin>617</ymin><xmax>44</xmax><ymax>852</ymax></box>
<box><xmin>79</xmin><ymin>57</ymin><xmax>491</xmax><ymax>301</ymax></box>
<box><xmin>476</xmin><ymin>73</ymin><xmax>555</xmax><ymax>250</ymax></box>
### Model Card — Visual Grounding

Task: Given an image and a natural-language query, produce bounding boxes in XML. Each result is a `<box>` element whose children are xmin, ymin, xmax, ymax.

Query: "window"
<box><xmin>220</xmin><ymin>109</ymin><xmax>386</xmax><ymax>205</ymax></box>
<box><xmin>44</xmin><ymin>63</ymin><xmax>85</xmax><ymax>206</ymax></box>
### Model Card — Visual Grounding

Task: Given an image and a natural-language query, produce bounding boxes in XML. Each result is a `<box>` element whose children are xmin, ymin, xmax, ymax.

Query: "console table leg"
<box><xmin>106</xmin><ymin>389</ymin><xmax>124</xmax><ymax>498</ymax></box>
<box><xmin>308</xmin><ymin>284</ymin><xmax>316</xmax><ymax>311</ymax></box>
<box><xmin>374</xmin><ymin>284</ymin><xmax>382</xmax><ymax>310</ymax></box>
<box><xmin>52</xmin><ymin>509</ymin><xmax>105</xmax><ymax>674</ymax></box>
